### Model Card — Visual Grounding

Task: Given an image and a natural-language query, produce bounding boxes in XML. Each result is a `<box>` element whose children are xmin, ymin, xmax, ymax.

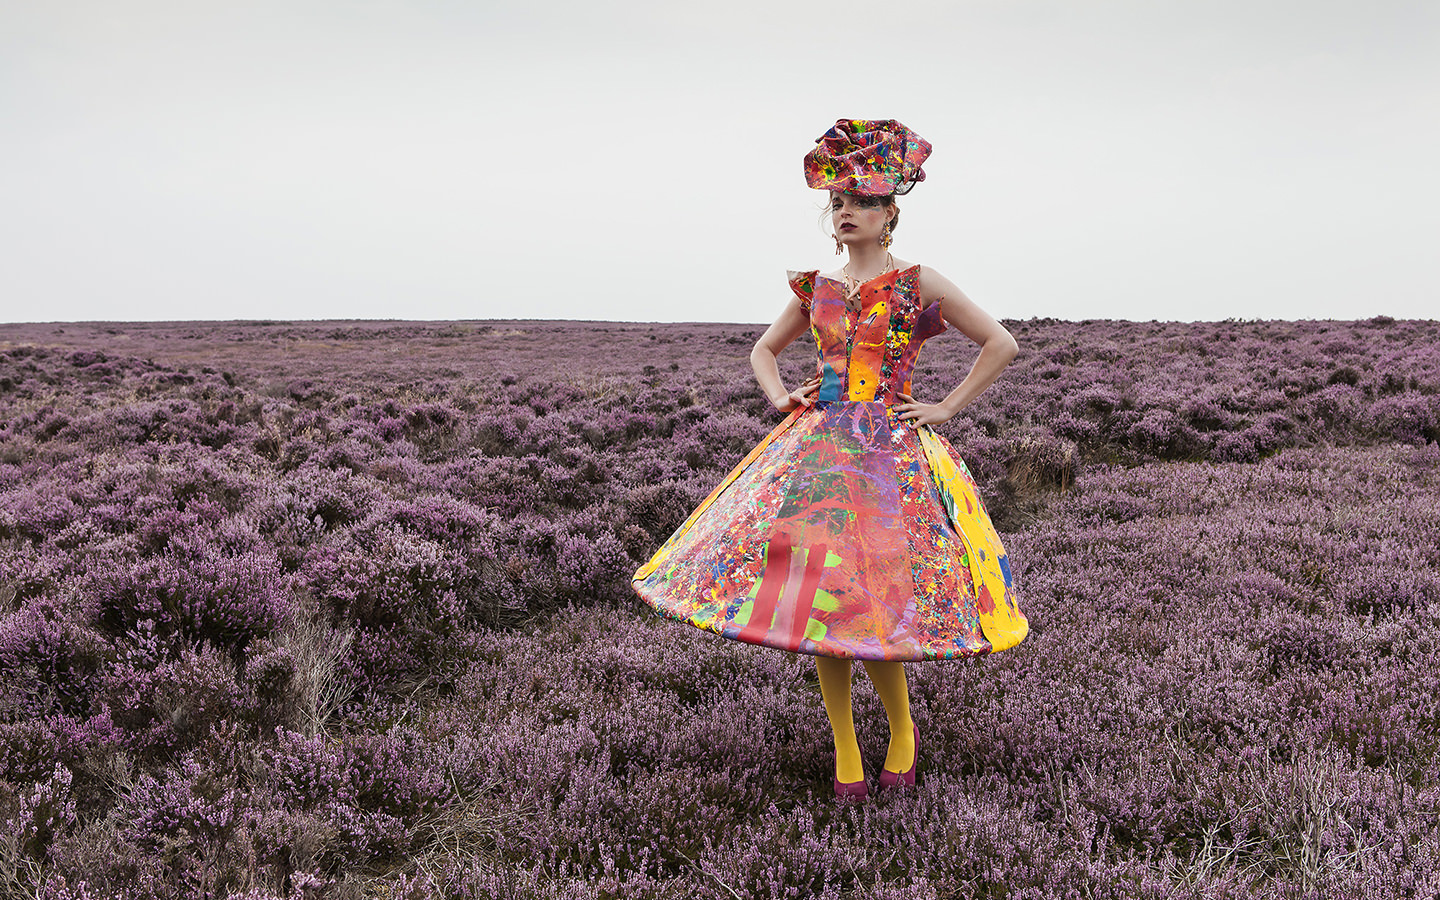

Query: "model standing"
<box><xmin>633</xmin><ymin>119</ymin><xmax>1027</xmax><ymax>799</ymax></box>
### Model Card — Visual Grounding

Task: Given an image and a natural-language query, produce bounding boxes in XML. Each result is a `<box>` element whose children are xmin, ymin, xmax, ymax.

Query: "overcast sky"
<box><xmin>2</xmin><ymin>0</ymin><xmax>1436</xmax><ymax>325</ymax></box>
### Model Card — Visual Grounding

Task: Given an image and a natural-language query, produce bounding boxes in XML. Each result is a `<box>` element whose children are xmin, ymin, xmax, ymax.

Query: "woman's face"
<box><xmin>830</xmin><ymin>192</ymin><xmax>894</xmax><ymax>249</ymax></box>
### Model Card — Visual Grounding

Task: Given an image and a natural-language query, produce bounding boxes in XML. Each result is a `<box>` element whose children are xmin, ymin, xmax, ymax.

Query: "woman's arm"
<box><xmin>895</xmin><ymin>266</ymin><xmax>1019</xmax><ymax>427</ymax></box>
<box><xmin>750</xmin><ymin>295</ymin><xmax>819</xmax><ymax>412</ymax></box>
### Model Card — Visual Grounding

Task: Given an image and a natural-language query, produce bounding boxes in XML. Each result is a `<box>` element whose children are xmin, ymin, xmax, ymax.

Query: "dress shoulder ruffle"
<box><xmin>787</xmin><ymin>269</ymin><xmax>819</xmax><ymax>312</ymax></box>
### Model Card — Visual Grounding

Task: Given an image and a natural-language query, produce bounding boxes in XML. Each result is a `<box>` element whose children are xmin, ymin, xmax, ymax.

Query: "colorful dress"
<box><xmin>632</xmin><ymin>265</ymin><xmax>1027</xmax><ymax>660</ymax></box>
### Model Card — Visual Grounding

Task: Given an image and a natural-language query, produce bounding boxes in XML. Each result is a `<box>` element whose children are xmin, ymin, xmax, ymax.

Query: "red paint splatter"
<box><xmin>977</xmin><ymin>582</ymin><xmax>995</xmax><ymax>615</ymax></box>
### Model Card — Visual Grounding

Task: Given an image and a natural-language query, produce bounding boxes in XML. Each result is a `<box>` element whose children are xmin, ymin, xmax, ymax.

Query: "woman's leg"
<box><xmin>861</xmin><ymin>660</ymin><xmax>915</xmax><ymax>774</ymax></box>
<box><xmin>815</xmin><ymin>656</ymin><xmax>864</xmax><ymax>783</ymax></box>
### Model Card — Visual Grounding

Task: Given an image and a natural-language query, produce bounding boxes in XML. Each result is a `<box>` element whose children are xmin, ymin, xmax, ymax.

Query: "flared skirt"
<box><xmin>632</xmin><ymin>401</ymin><xmax>1027</xmax><ymax>660</ymax></box>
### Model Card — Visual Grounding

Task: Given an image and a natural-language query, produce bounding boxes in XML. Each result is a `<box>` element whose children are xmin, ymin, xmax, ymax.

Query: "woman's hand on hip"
<box><xmin>773</xmin><ymin>374</ymin><xmax>822</xmax><ymax>413</ymax></box>
<box><xmin>895</xmin><ymin>392</ymin><xmax>955</xmax><ymax>427</ymax></box>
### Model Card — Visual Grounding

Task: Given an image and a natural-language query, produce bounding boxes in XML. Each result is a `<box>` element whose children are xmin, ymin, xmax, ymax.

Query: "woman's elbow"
<box><xmin>991</xmin><ymin>329</ymin><xmax>1019</xmax><ymax>363</ymax></box>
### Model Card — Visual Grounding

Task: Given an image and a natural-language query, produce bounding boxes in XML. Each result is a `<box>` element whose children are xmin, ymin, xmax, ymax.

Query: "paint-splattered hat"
<box><xmin>804</xmin><ymin>118</ymin><xmax>931</xmax><ymax>196</ymax></box>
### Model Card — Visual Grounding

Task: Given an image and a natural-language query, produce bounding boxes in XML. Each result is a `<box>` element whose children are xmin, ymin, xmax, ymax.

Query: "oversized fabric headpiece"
<box><xmin>803</xmin><ymin>118</ymin><xmax>931</xmax><ymax>196</ymax></box>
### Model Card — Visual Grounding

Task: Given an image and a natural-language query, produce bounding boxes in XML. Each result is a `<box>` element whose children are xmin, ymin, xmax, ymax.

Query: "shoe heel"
<box><xmin>878</xmin><ymin>723</ymin><xmax>919</xmax><ymax>790</ymax></box>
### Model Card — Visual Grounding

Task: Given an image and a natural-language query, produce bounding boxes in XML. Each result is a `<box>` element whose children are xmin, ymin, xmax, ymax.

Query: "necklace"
<box><xmin>841</xmin><ymin>252</ymin><xmax>895</xmax><ymax>306</ymax></box>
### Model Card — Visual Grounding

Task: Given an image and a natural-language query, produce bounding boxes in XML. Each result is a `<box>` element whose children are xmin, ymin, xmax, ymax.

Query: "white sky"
<box><xmin>1</xmin><ymin>0</ymin><xmax>1437</xmax><ymax>324</ymax></box>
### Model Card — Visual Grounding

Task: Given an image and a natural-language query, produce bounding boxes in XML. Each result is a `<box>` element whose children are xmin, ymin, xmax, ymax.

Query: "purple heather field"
<box><xmin>2</xmin><ymin>314</ymin><xmax>1439</xmax><ymax>900</ymax></box>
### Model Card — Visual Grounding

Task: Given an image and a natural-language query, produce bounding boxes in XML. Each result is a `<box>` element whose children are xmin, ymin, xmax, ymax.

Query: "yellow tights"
<box><xmin>815</xmin><ymin>657</ymin><xmax>915</xmax><ymax>783</ymax></box>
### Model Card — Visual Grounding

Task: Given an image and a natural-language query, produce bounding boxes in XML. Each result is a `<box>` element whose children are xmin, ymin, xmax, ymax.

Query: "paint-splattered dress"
<box><xmin>632</xmin><ymin>265</ymin><xmax>1027</xmax><ymax>660</ymax></box>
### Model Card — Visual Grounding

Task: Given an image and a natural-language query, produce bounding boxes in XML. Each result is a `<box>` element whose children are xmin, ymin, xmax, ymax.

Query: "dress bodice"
<box><xmin>788</xmin><ymin>265</ymin><xmax>946</xmax><ymax>403</ymax></box>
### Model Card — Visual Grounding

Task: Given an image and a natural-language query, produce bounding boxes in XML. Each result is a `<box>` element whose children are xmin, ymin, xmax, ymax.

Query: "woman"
<box><xmin>633</xmin><ymin>119</ymin><xmax>1027</xmax><ymax>799</ymax></box>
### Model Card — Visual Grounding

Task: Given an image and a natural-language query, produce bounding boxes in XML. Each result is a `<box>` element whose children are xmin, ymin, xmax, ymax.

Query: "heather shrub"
<box><xmin>623</xmin><ymin>480</ymin><xmax>708</xmax><ymax>543</ymax></box>
<box><xmin>503</xmin><ymin>512</ymin><xmax>635</xmax><ymax>610</ymax></box>
<box><xmin>3</xmin><ymin>762</ymin><xmax>77</xmax><ymax>883</ymax></box>
<box><xmin>264</xmin><ymin>728</ymin><xmax>451</xmax><ymax>821</ymax></box>
<box><xmin>0</xmin><ymin>720</ymin><xmax>68</xmax><ymax>790</ymax></box>
<box><xmin>0</xmin><ymin>602</ymin><xmax>108</xmax><ymax>719</ymax></box>
<box><xmin>1126</xmin><ymin>408</ymin><xmax>1206</xmax><ymax>459</ymax></box>
<box><xmin>687</xmin><ymin>410</ymin><xmax>769</xmax><ymax>459</ymax></box>
<box><xmin>466</xmin><ymin>407</ymin><xmax>535</xmax><ymax>457</ymax></box>
<box><xmin>91</xmin><ymin>548</ymin><xmax>289</xmax><ymax>654</ymax></box>
<box><xmin>48</xmin><ymin>745</ymin><xmax>300</xmax><ymax>898</ymax></box>
<box><xmin>251</xmin><ymin>462</ymin><xmax>377</xmax><ymax>545</ymax></box>
<box><xmin>302</xmin><ymin>494</ymin><xmax>515</xmax><ymax>639</ymax></box>
<box><xmin>1366</xmin><ymin>392</ymin><xmax>1440</xmax><ymax>443</ymax></box>
<box><xmin>1298</xmin><ymin>382</ymin><xmax>1364</xmax><ymax>430</ymax></box>
<box><xmin>340</xmin><ymin>624</ymin><xmax>432</xmax><ymax>698</ymax></box>
<box><xmin>99</xmin><ymin>633</ymin><xmax>249</xmax><ymax>757</ymax></box>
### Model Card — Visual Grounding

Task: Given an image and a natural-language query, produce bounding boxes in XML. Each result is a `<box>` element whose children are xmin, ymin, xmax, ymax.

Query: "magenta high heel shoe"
<box><xmin>833</xmin><ymin>775</ymin><xmax>869</xmax><ymax>801</ymax></box>
<box><xmin>878</xmin><ymin>723</ymin><xmax>919</xmax><ymax>790</ymax></box>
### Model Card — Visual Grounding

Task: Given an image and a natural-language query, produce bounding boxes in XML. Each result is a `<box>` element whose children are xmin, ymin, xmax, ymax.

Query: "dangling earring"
<box><xmin>833</xmin><ymin>233</ymin><xmax>844</xmax><ymax>255</ymax></box>
<box><xmin>880</xmin><ymin>221</ymin><xmax>893</xmax><ymax>250</ymax></box>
